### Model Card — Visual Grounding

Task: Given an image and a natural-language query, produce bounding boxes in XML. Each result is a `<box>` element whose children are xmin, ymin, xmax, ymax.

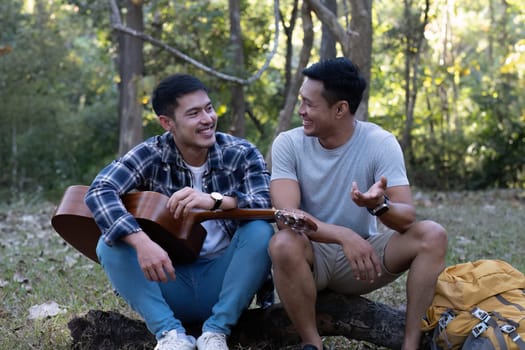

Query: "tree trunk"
<box><xmin>117</xmin><ymin>0</ymin><xmax>144</xmax><ymax>156</ymax></box>
<box><xmin>230</xmin><ymin>291</ymin><xmax>408</xmax><ymax>349</ymax></box>
<box><xmin>265</xmin><ymin>2</ymin><xmax>313</xmax><ymax>165</ymax></box>
<box><xmin>305</xmin><ymin>0</ymin><xmax>373</xmax><ymax>121</ymax></box>
<box><xmin>68</xmin><ymin>291</ymin><xmax>433</xmax><ymax>349</ymax></box>
<box><xmin>320</xmin><ymin>0</ymin><xmax>337</xmax><ymax>60</ymax></box>
<box><xmin>401</xmin><ymin>0</ymin><xmax>430</xmax><ymax>161</ymax></box>
<box><xmin>280</xmin><ymin>0</ymin><xmax>300</xmax><ymax>96</ymax></box>
<box><xmin>348</xmin><ymin>0</ymin><xmax>373</xmax><ymax>121</ymax></box>
<box><xmin>228</xmin><ymin>0</ymin><xmax>246</xmax><ymax>137</ymax></box>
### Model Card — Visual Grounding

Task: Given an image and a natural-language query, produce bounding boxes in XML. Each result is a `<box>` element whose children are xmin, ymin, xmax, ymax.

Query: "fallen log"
<box><xmin>68</xmin><ymin>291</ymin><xmax>432</xmax><ymax>349</ymax></box>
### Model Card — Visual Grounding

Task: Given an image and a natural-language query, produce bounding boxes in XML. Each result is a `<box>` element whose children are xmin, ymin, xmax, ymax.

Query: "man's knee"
<box><xmin>414</xmin><ymin>220</ymin><xmax>448</xmax><ymax>255</ymax></box>
<box><xmin>268</xmin><ymin>229</ymin><xmax>308</xmax><ymax>266</ymax></box>
<box><xmin>268</xmin><ymin>228</ymin><xmax>289</xmax><ymax>253</ymax></box>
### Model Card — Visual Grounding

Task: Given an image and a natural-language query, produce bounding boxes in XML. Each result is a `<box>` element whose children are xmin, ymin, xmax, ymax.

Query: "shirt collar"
<box><xmin>160</xmin><ymin>131</ymin><xmax>224</xmax><ymax>170</ymax></box>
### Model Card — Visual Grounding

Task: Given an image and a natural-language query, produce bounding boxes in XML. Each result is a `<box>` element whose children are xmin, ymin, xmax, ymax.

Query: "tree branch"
<box><xmin>305</xmin><ymin>0</ymin><xmax>356</xmax><ymax>55</ymax></box>
<box><xmin>107</xmin><ymin>0</ymin><xmax>280</xmax><ymax>85</ymax></box>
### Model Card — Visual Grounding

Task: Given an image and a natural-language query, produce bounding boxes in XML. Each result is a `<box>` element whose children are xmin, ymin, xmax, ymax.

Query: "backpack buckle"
<box><xmin>471</xmin><ymin>307</ymin><xmax>491</xmax><ymax>323</ymax></box>
<box><xmin>438</xmin><ymin>310</ymin><xmax>455</xmax><ymax>329</ymax></box>
<box><xmin>472</xmin><ymin>322</ymin><xmax>489</xmax><ymax>337</ymax></box>
<box><xmin>500</xmin><ymin>324</ymin><xmax>522</xmax><ymax>342</ymax></box>
<box><xmin>500</xmin><ymin>324</ymin><xmax>517</xmax><ymax>334</ymax></box>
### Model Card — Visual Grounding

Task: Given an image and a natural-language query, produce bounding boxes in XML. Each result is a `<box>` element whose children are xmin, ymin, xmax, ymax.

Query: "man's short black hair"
<box><xmin>302</xmin><ymin>57</ymin><xmax>367</xmax><ymax>114</ymax></box>
<box><xmin>151</xmin><ymin>74</ymin><xmax>209</xmax><ymax>117</ymax></box>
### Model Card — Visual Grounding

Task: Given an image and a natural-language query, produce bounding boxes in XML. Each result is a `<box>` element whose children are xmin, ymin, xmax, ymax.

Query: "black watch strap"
<box><xmin>210</xmin><ymin>192</ymin><xmax>223</xmax><ymax>210</ymax></box>
<box><xmin>367</xmin><ymin>195</ymin><xmax>390</xmax><ymax>216</ymax></box>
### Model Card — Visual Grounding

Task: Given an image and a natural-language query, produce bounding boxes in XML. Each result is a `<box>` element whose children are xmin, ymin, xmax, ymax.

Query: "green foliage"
<box><xmin>140</xmin><ymin>0</ymin><xmax>281</xmax><ymax>150</ymax></box>
<box><xmin>372</xmin><ymin>0</ymin><xmax>525</xmax><ymax>190</ymax></box>
<box><xmin>467</xmin><ymin>75</ymin><xmax>525</xmax><ymax>189</ymax></box>
<box><xmin>0</xmin><ymin>0</ymin><xmax>118</xmax><ymax>200</ymax></box>
<box><xmin>0</xmin><ymin>0</ymin><xmax>524</xmax><ymax>194</ymax></box>
<box><xmin>0</xmin><ymin>0</ymin><xmax>24</xmax><ymax>42</ymax></box>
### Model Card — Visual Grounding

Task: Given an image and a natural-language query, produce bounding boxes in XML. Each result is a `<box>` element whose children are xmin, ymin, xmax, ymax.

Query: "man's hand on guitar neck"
<box><xmin>123</xmin><ymin>231</ymin><xmax>176</xmax><ymax>282</ymax></box>
<box><xmin>275</xmin><ymin>208</ymin><xmax>318</xmax><ymax>235</ymax></box>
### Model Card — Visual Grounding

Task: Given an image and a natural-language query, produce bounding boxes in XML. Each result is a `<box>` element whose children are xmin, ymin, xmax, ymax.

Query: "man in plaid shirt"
<box><xmin>85</xmin><ymin>74</ymin><xmax>273</xmax><ymax>350</ymax></box>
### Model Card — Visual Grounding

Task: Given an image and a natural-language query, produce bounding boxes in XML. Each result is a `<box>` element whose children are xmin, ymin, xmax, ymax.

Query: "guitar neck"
<box><xmin>194</xmin><ymin>208</ymin><xmax>276</xmax><ymax>223</ymax></box>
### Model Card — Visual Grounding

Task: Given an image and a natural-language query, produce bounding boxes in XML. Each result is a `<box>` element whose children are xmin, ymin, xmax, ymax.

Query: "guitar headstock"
<box><xmin>274</xmin><ymin>209</ymin><xmax>317</xmax><ymax>234</ymax></box>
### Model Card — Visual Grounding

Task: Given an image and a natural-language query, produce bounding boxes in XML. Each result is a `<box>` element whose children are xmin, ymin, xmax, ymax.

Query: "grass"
<box><xmin>0</xmin><ymin>189</ymin><xmax>524</xmax><ymax>349</ymax></box>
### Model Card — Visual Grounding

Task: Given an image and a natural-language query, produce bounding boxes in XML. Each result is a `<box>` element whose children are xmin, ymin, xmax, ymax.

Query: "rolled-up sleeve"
<box><xmin>85</xmin><ymin>143</ymin><xmax>158</xmax><ymax>245</ymax></box>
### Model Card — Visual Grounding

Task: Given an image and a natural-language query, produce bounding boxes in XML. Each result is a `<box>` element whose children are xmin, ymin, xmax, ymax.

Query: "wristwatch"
<box><xmin>367</xmin><ymin>195</ymin><xmax>390</xmax><ymax>216</ymax></box>
<box><xmin>210</xmin><ymin>192</ymin><xmax>223</xmax><ymax>210</ymax></box>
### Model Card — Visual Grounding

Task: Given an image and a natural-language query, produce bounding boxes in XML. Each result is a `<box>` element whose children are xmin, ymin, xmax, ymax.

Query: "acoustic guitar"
<box><xmin>51</xmin><ymin>185</ymin><xmax>316</xmax><ymax>264</ymax></box>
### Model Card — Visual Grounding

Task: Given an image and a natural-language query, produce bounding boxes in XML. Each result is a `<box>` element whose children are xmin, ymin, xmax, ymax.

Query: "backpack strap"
<box><xmin>495</xmin><ymin>293</ymin><xmax>525</xmax><ymax>311</ymax></box>
<box><xmin>469</xmin><ymin>307</ymin><xmax>525</xmax><ymax>350</ymax></box>
<box><xmin>493</xmin><ymin>293</ymin><xmax>525</xmax><ymax>349</ymax></box>
<box><xmin>462</xmin><ymin>307</ymin><xmax>507</xmax><ymax>350</ymax></box>
<box><xmin>499</xmin><ymin>323</ymin><xmax>525</xmax><ymax>350</ymax></box>
<box><xmin>431</xmin><ymin>309</ymin><xmax>455</xmax><ymax>350</ymax></box>
<box><xmin>492</xmin><ymin>311</ymin><xmax>525</xmax><ymax>350</ymax></box>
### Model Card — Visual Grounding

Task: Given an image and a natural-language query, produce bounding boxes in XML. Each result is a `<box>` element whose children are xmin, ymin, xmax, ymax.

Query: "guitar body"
<box><xmin>51</xmin><ymin>185</ymin><xmax>104</xmax><ymax>263</ymax></box>
<box><xmin>51</xmin><ymin>185</ymin><xmax>208</xmax><ymax>264</ymax></box>
<box><xmin>51</xmin><ymin>185</ymin><xmax>281</xmax><ymax>264</ymax></box>
<box><xmin>120</xmin><ymin>190</ymin><xmax>207</xmax><ymax>264</ymax></box>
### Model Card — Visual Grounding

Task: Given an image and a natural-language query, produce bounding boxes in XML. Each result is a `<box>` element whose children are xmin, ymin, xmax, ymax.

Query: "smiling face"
<box><xmin>298</xmin><ymin>77</ymin><xmax>355</xmax><ymax>149</ymax></box>
<box><xmin>160</xmin><ymin>89</ymin><xmax>217</xmax><ymax>166</ymax></box>
<box><xmin>298</xmin><ymin>78</ymin><xmax>338</xmax><ymax>137</ymax></box>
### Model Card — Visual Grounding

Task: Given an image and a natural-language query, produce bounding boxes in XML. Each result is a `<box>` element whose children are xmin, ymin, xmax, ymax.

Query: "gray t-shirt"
<box><xmin>271</xmin><ymin>121</ymin><xmax>409</xmax><ymax>237</ymax></box>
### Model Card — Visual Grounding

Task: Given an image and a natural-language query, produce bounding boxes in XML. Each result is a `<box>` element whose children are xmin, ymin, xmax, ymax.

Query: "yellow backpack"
<box><xmin>421</xmin><ymin>259</ymin><xmax>525</xmax><ymax>350</ymax></box>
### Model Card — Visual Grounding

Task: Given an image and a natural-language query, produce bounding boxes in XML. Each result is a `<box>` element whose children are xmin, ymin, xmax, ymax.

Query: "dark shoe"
<box><xmin>302</xmin><ymin>345</ymin><xmax>328</xmax><ymax>350</ymax></box>
<box><xmin>302</xmin><ymin>346</ymin><xmax>318</xmax><ymax>350</ymax></box>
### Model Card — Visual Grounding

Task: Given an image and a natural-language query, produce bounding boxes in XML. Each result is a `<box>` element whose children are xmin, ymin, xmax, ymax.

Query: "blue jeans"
<box><xmin>96</xmin><ymin>220</ymin><xmax>273</xmax><ymax>339</ymax></box>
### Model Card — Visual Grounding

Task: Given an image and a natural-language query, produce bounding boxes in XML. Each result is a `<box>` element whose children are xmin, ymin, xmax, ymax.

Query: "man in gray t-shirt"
<box><xmin>269</xmin><ymin>57</ymin><xmax>448</xmax><ymax>350</ymax></box>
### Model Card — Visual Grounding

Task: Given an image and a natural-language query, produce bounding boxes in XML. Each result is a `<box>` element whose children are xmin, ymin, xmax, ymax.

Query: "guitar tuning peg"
<box><xmin>285</xmin><ymin>216</ymin><xmax>296</xmax><ymax>226</ymax></box>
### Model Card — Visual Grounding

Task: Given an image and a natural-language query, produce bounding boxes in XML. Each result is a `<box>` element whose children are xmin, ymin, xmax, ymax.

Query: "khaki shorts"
<box><xmin>312</xmin><ymin>231</ymin><xmax>404</xmax><ymax>295</ymax></box>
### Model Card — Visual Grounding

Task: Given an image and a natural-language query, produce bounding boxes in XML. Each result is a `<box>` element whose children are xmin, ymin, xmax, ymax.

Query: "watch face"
<box><xmin>211</xmin><ymin>192</ymin><xmax>223</xmax><ymax>201</ymax></box>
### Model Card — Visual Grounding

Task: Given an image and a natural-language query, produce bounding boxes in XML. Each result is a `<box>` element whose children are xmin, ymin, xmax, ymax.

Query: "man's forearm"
<box><xmin>378</xmin><ymin>201</ymin><xmax>416</xmax><ymax>233</ymax></box>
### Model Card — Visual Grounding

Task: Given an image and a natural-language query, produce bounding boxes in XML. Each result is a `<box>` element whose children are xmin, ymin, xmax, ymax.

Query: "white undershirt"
<box><xmin>185</xmin><ymin>162</ymin><xmax>230</xmax><ymax>258</ymax></box>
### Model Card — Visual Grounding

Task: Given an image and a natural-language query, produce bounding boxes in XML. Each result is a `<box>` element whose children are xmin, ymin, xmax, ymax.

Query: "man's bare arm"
<box><xmin>270</xmin><ymin>179</ymin><xmax>301</xmax><ymax>210</ymax></box>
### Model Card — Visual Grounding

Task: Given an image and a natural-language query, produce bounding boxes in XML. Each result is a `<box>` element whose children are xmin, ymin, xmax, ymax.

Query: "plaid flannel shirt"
<box><xmin>85</xmin><ymin>131</ymin><xmax>271</xmax><ymax>246</ymax></box>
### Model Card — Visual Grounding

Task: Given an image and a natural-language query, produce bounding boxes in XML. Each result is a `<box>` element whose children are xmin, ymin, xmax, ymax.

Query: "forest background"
<box><xmin>0</xmin><ymin>1</ymin><xmax>524</xmax><ymax>349</ymax></box>
<box><xmin>1</xmin><ymin>0</ymin><xmax>524</xmax><ymax>202</ymax></box>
